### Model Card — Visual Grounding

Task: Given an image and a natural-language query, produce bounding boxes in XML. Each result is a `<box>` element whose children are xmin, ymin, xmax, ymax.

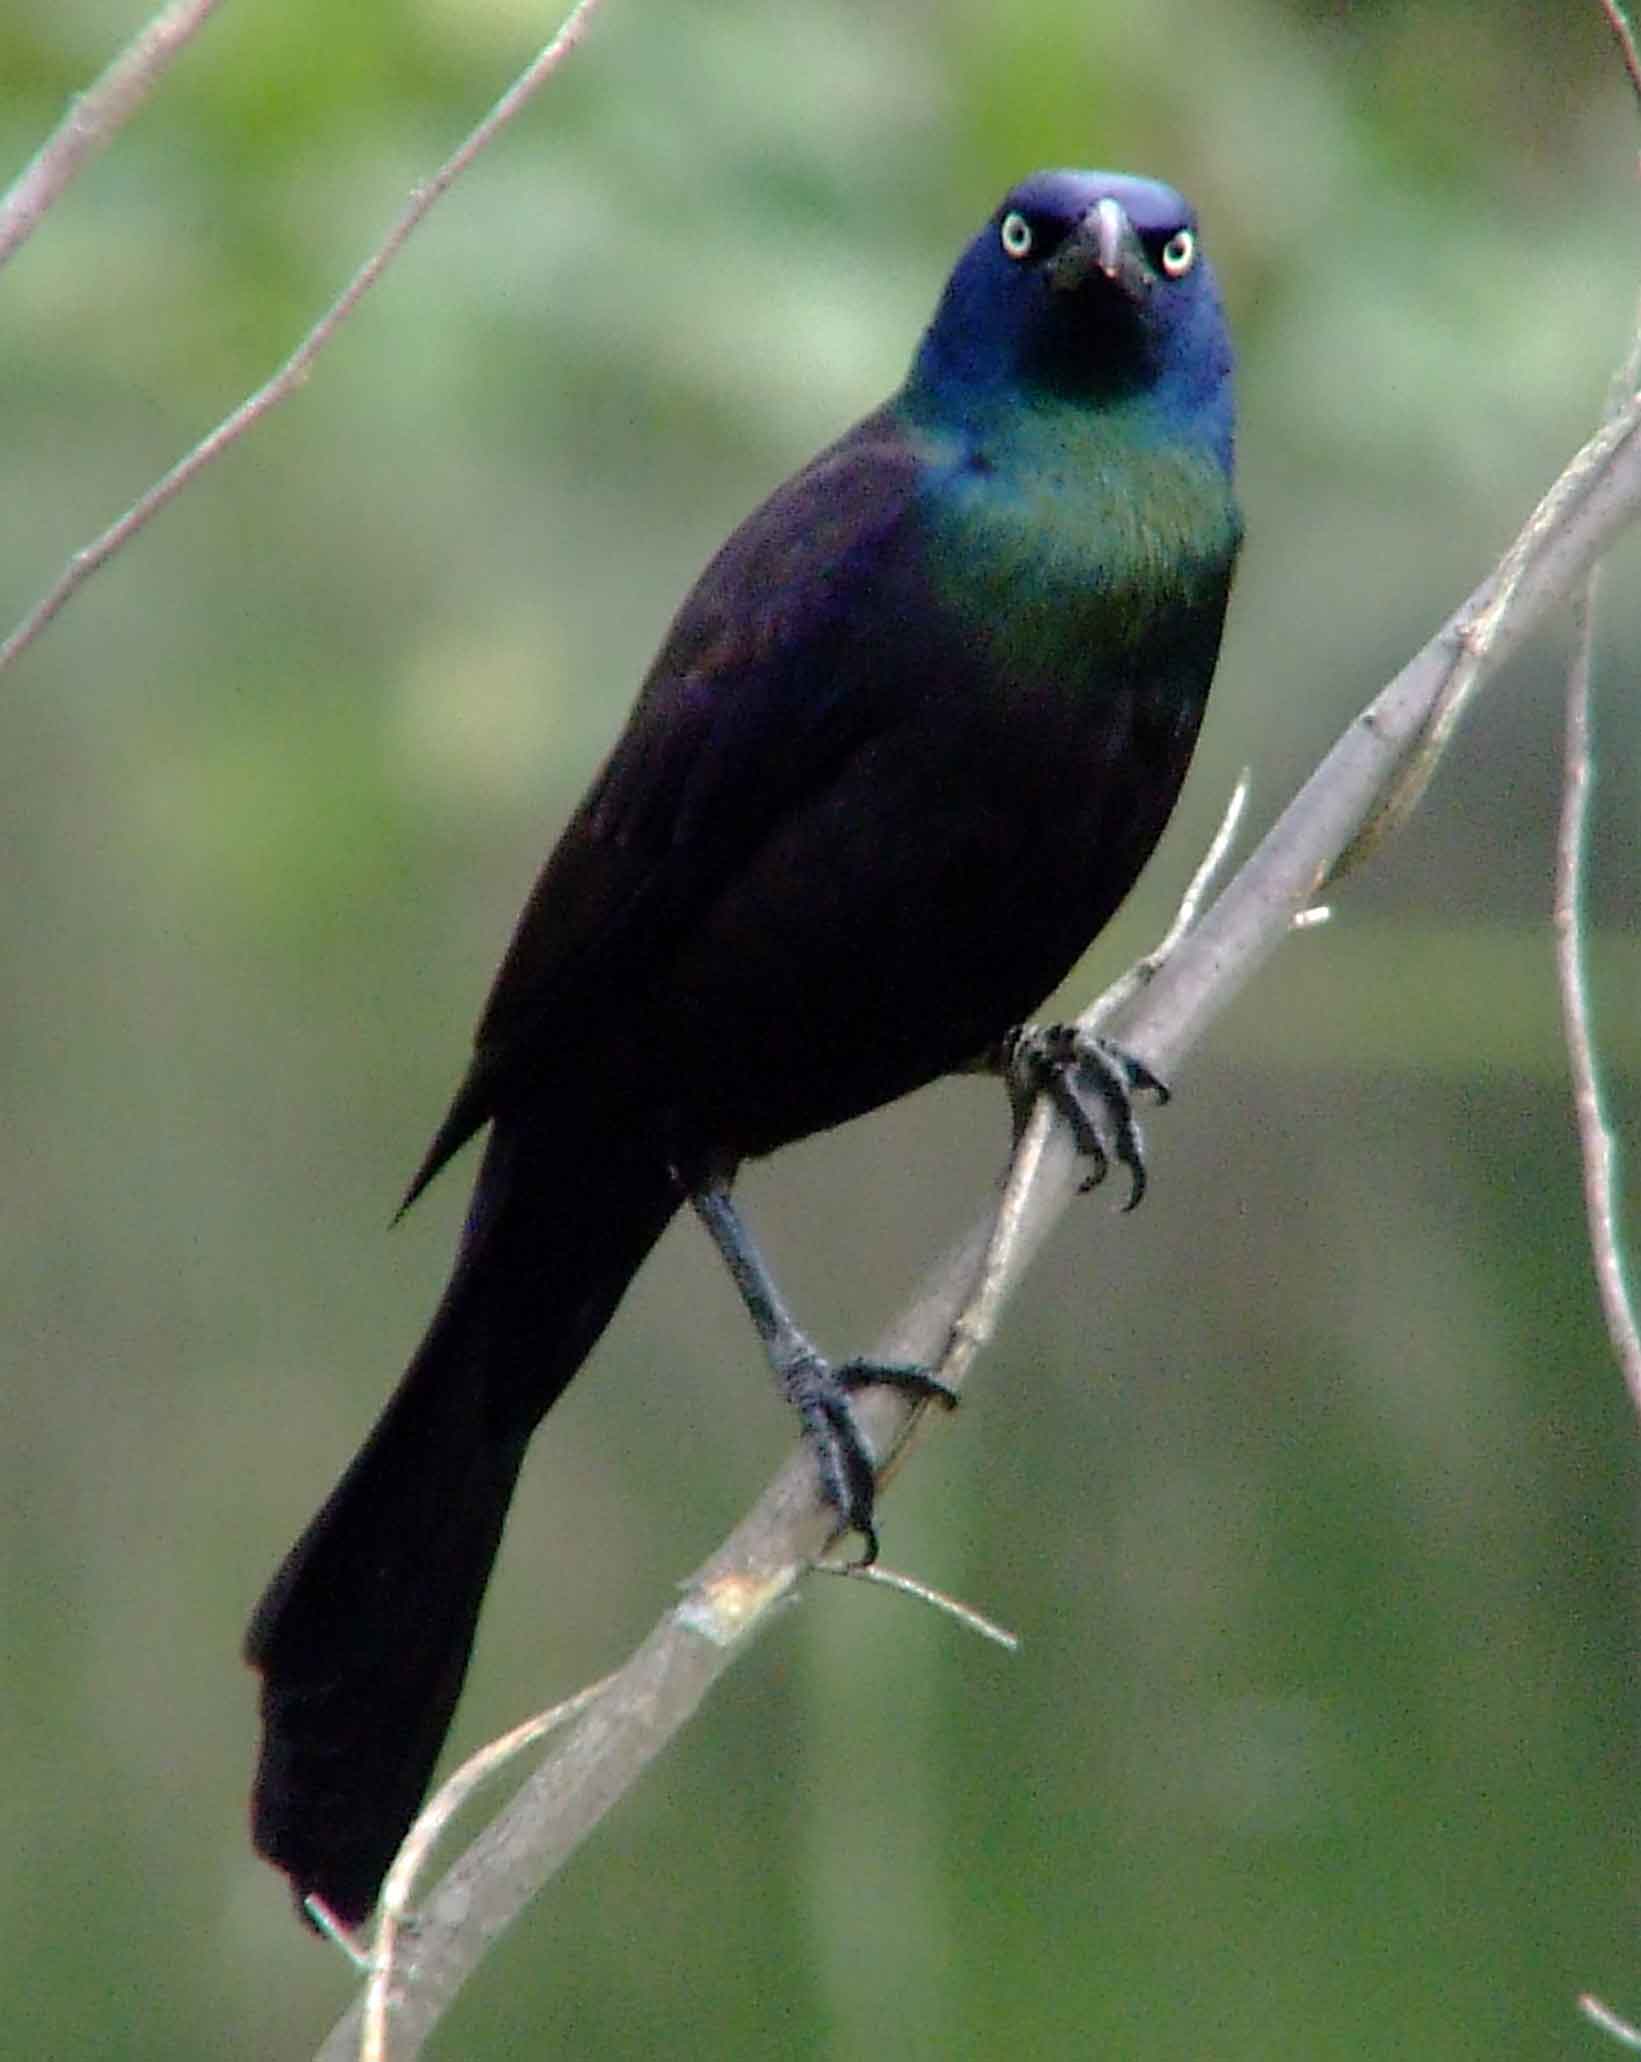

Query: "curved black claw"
<box><xmin>785</xmin><ymin>1353</ymin><xmax>958</xmax><ymax>1563</ymax></box>
<box><xmin>796</xmin><ymin>1375</ymin><xmax>882</xmax><ymax>1563</ymax></box>
<box><xmin>689</xmin><ymin>1184</ymin><xmax>957</xmax><ymax>1564</ymax></box>
<box><xmin>999</xmin><ymin>1023</ymin><xmax>1169</xmax><ymax>1208</ymax></box>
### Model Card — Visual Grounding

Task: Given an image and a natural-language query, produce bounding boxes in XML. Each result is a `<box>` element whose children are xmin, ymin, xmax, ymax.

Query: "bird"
<box><xmin>244</xmin><ymin>166</ymin><xmax>1242</xmax><ymax>1933</ymax></box>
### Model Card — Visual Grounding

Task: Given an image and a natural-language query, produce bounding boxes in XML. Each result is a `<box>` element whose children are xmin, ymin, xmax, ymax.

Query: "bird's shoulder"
<box><xmin>402</xmin><ymin>408</ymin><xmax>942</xmax><ymax>1200</ymax></box>
<box><xmin>642</xmin><ymin>405</ymin><xmax>934</xmax><ymax>686</ymax></box>
<box><xmin>572</xmin><ymin>403</ymin><xmax>944</xmax><ymax>855</ymax></box>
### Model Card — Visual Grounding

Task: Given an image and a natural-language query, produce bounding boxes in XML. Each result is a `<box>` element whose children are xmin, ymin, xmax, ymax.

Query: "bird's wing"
<box><xmin>402</xmin><ymin>406</ymin><xmax>935</xmax><ymax>1204</ymax></box>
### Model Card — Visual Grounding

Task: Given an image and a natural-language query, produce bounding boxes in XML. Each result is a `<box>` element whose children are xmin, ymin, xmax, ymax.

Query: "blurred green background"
<box><xmin>3</xmin><ymin>1</ymin><xmax>1639</xmax><ymax>2054</ymax></box>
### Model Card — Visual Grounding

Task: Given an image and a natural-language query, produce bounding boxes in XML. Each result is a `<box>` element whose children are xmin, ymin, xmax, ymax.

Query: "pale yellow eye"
<box><xmin>1161</xmin><ymin>228</ymin><xmax>1196</xmax><ymax>278</ymax></box>
<box><xmin>999</xmin><ymin>211</ymin><xmax>1033</xmax><ymax>260</ymax></box>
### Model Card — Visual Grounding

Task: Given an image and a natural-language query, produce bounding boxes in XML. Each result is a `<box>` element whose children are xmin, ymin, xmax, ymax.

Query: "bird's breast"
<box><xmin>915</xmin><ymin>431</ymin><xmax>1238</xmax><ymax>693</ymax></box>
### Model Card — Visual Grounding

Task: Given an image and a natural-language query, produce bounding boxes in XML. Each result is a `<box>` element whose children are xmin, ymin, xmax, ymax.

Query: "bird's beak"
<box><xmin>1048</xmin><ymin>197</ymin><xmax>1153</xmax><ymax>300</ymax></box>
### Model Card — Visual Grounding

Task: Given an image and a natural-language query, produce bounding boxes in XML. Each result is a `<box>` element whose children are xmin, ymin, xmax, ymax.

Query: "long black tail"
<box><xmin>244</xmin><ymin>1115</ymin><xmax>680</xmax><ymax>1928</ymax></box>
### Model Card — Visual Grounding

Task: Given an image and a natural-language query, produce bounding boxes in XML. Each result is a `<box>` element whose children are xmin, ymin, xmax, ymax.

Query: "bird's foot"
<box><xmin>996</xmin><ymin>1023</ymin><xmax>1169</xmax><ymax>1208</ymax></box>
<box><xmin>780</xmin><ymin>1346</ymin><xmax>958</xmax><ymax>1564</ymax></box>
<box><xmin>691</xmin><ymin>1183</ymin><xmax>956</xmax><ymax>1560</ymax></box>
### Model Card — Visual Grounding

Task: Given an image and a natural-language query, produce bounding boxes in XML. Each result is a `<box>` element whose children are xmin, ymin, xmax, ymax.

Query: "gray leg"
<box><xmin>691</xmin><ymin>1182</ymin><xmax>956</xmax><ymax>1561</ymax></box>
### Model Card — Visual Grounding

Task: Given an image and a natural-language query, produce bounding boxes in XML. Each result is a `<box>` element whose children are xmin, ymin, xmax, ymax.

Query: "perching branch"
<box><xmin>313</xmin><ymin>357</ymin><xmax>1641</xmax><ymax>2062</ymax></box>
<box><xmin>0</xmin><ymin>0</ymin><xmax>612</xmax><ymax>682</ymax></box>
<box><xmin>0</xmin><ymin>0</ymin><xmax>226</xmax><ymax>275</ymax></box>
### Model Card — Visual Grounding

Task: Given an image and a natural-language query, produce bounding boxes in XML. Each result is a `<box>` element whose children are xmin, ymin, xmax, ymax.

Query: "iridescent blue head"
<box><xmin>906</xmin><ymin>169</ymin><xmax>1235</xmax><ymax>474</ymax></box>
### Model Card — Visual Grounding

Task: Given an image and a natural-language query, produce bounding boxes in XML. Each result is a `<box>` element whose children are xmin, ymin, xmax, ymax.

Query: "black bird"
<box><xmin>245</xmin><ymin>167</ymin><xmax>1241</xmax><ymax>1930</ymax></box>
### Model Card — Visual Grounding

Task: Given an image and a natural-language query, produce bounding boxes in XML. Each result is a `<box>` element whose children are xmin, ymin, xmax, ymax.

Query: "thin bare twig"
<box><xmin>0</xmin><ymin>0</ymin><xmax>612</xmax><ymax>682</ymax></box>
<box><xmin>815</xmin><ymin>1561</ymin><xmax>1020</xmax><ymax>1652</ymax></box>
<box><xmin>1583</xmin><ymin>1992</ymin><xmax>1641</xmax><ymax>2051</ymax></box>
<box><xmin>0</xmin><ymin>0</ymin><xmax>226</xmax><ymax>274</ymax></box>
<box><xmin>304</xmin><ymin>1899</ymin><xmax>372</xmax><ymax>1972</ymax></box>
<box><xmin>1597</xmin><ymin>0</ymin><xmax>1641</xmax><ymax>107</ymax></box>
<box><xmin>1567</xmin><ymin>31</ymin><xmax>1641</xmax><ymax>2027</ymax></box>
<box><xmin>1089</xmin><ymin>771</ymin><xmax>1251</xmax><ymax>1024</ymax></box>
<box><xmin>361</xmin><ymin>1676</ymin><xmax>616</xmax><ymax>2062</ymax></box>
<box><xmin>314</xmin><ymin>391</ymin><xmax>1641</xmax><ymax>2062</ymax></box>
<box><xmin>1555</xmin><ymin>577</ymin><xmax>1641</xmax><ymax>1417</ymax></box>
<box><xmin>1333</xmin><ymin>391</ymin><xmax>1641</xmax><ymax>874</ymax></box>
<box><xmin>1555</xmin><ymin>306</ymin><xmax>1641</xmax><ymax>1423</ymax></box>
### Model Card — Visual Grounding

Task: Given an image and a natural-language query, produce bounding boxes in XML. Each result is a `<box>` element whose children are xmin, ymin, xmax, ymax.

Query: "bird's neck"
<box><xmin>895</xmin><ymin>381</ymin><xmax>1240</xmax><ymax>649</ymax></box>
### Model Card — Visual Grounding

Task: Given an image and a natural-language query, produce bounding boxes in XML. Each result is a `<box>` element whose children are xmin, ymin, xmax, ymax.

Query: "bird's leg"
<box><xmin>990</xmin><ymin>1024</ymin><xmax>1170</xmax><ymax>1208</ymax></box>
<box><xmin>690</xmin><ymin>1182</ymin><xmax>958</xmax><ymax>1562</ymax></box>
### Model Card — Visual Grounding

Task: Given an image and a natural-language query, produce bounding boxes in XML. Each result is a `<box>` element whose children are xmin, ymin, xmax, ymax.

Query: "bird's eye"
<box><xmin>999</xmin><ymin>211</ymin><xmax>1034</xmax><ymax>261</ymax></box>
<box><xmin>1160</xmin><ymin>228</ymin><xmax>1196</xmax><ymax>278</ymax></box>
